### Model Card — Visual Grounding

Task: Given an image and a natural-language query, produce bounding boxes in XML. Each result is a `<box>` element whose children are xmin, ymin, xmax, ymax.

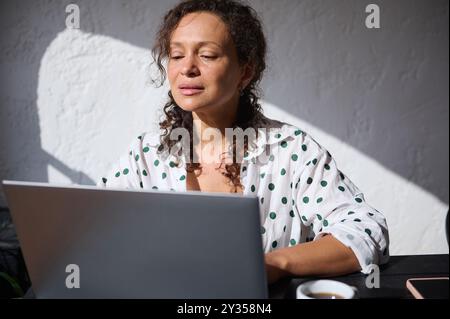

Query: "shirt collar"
<box><xmin>144</xmin><ymin>120</ymin><xmax>300</xmax><ymax>166</ymax></box>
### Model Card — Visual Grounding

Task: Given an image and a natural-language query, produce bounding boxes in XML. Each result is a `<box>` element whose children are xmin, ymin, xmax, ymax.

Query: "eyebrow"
<box><xmin>169</xmin><ymin>41</ymin><xmax>223</xmax><ymax>49</ymax></box>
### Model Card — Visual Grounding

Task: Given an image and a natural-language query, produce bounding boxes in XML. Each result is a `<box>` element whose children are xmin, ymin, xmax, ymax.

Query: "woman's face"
<box><xmin>167</xmin><ymin>12</ymin><xmax>250</xmax><ymax>114</ymax></box>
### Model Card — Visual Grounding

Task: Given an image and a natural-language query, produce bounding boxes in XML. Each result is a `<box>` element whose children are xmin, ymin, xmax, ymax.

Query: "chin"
<box><xmin>174</xmin><ymin>97</ymin><xmax>209</xmax><ymax>112</ymax></box>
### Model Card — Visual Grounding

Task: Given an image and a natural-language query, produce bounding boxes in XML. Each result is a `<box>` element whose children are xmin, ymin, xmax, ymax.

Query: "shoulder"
<box><xmin>125</xmin><ymin>131</ymin><xmax>162</xmax><ymax>155</ymax></box>
<box><xmin>258</xmin><ymin>116</ymin><xmax>315</xmax><ymax>147</ymax></box>
<box><xmin>116</xmin><ymin>132</ymin><xmax>166</xmax><ymax>171</ymax></box>
<box><xmin>255</xmin><ymin>117</ymin><xmax>330</xmax><ymax>164</ymax></box>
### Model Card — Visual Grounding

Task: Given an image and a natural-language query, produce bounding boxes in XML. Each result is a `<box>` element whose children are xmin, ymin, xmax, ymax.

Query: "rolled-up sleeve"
<box><xmin>293</xmin><ymin>134</ymin><xmax>390</xmax><ymax>274</ymax></box>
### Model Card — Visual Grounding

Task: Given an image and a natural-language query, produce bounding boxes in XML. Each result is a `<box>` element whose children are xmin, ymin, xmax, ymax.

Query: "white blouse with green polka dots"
<box><xmin>98</xmin><ymin>119</ymin><xmax>389</xmax><ymax>274</ymax></box>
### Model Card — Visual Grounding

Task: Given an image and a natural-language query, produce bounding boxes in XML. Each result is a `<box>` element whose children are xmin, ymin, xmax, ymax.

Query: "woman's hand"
<box><xmin>264</xmin><ymin>235</ymin><xmax>361</xmax><ymax>284</ymax></box>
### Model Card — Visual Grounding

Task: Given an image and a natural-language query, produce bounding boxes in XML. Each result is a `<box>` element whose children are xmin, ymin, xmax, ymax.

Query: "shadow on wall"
<box><xmin>0</xmin><ymin>1</ymin><xmax>97</xmax><ymax>206</ymax></box>
<box><xmin>0</xmin><ymin>0</ymin><xmax>448</xmax><ymax>206</ymax></box>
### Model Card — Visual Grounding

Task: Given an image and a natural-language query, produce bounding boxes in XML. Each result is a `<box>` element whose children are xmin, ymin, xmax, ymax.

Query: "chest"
<box><xmin>186</xmin><ymin>164</ymin><xmax>243</xmax><ymax>194</ymax></box>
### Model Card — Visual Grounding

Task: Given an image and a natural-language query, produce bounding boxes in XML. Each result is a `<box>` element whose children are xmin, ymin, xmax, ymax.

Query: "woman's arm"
<box><xmin>285</xmin><ymin>131</ymin><xmax>390</xmax><ymax>281</ymax></box>
<box><xmin>265</xmin><ymin>234</ymin><xmax>361</xmax><ymax>284</ymax></box>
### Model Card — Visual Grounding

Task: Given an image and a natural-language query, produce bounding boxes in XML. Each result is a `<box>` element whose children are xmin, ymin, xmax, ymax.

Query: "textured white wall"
<box><xmin>0</xmin><ymin>0</ymin><xmax>448</xmax><ymax>255</ymax></box>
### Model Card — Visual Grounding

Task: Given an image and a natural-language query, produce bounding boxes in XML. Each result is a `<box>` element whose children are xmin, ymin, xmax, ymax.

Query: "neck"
<box><xmin>191</xmin><ymin>98</ymin><xmax>239</xmax><ymax>164</ymax></box>
<box><xmin>192</xmin><ymin>97</ymin><xmax>239</xmax><ymax>142</ymax></box>
<box><xmin>193</xmin><ymin>110</ymin><xmax>236</xmax><ymax>136</ymax></box>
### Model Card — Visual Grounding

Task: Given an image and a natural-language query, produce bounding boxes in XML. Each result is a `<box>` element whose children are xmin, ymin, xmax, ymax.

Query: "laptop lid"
<box><xmin>2</xmin><ymin>180</ymin><xmax>268</xmax><ymax>299</ymax></box>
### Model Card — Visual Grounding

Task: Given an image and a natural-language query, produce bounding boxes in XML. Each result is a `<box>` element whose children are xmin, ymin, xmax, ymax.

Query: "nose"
<box><xmin>180</xmin><ymin>55</ymin><xmax>200</xmax><ymax>77</ymax></box>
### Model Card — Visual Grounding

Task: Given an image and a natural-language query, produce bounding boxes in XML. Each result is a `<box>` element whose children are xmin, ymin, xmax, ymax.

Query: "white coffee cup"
<box><xmin>296</xmin><ymin>280</ymin><xmax>358</xmax><ymax>299</ymax></box>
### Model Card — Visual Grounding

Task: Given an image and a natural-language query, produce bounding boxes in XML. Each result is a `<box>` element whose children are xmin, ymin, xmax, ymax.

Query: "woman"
<box><xmin>99</xmin><ymin>0</ymin><xmax>389</xmax><ymax>284</ymax></box>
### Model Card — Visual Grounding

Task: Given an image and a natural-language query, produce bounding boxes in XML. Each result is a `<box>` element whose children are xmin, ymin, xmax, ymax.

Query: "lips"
<box><xmin>178</xmin><ymin>84</ymin><xmax>204</xmax><ymax>96</ymax></box>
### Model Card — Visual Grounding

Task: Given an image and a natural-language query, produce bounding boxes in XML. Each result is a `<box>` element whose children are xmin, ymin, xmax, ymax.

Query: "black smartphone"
<box><xmin>406</xmin><ymin>277</ymin><xmax>449</xmax><ymax>299</ymax></box>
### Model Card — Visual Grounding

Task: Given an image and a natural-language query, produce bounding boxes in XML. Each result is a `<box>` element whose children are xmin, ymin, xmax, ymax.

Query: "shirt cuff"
<box><xmin>315</xmin><ymin>225</ymin><xmax>381</xmax><ymax>275</ymax></box>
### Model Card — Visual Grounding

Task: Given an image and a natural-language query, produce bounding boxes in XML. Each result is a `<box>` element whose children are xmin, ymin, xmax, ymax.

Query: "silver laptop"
<box><xmin>2</xmin><ymin>180</ymin><xmax>268</xmax><ymax>299</ymax></box>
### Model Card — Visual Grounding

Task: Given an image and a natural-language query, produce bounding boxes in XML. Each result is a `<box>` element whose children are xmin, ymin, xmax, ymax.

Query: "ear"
<box><xmin>239</xmin><ymin>63</ymin><xmax>255</xmax><ymax>90</ymax></box>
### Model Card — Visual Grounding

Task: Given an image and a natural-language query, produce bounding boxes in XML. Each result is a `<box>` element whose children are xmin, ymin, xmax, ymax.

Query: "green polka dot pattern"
<box><xmin>99</xmin><ymin>128</ymin><xmax>387</xmax><ymax>266</ymax></box>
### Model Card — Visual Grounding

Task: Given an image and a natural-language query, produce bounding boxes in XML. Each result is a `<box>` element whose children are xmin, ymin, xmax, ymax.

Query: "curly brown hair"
<box><xmin>151</xmin><ymin>0</ymin><xmax>267</xmax><ymax>192</ymax></box>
